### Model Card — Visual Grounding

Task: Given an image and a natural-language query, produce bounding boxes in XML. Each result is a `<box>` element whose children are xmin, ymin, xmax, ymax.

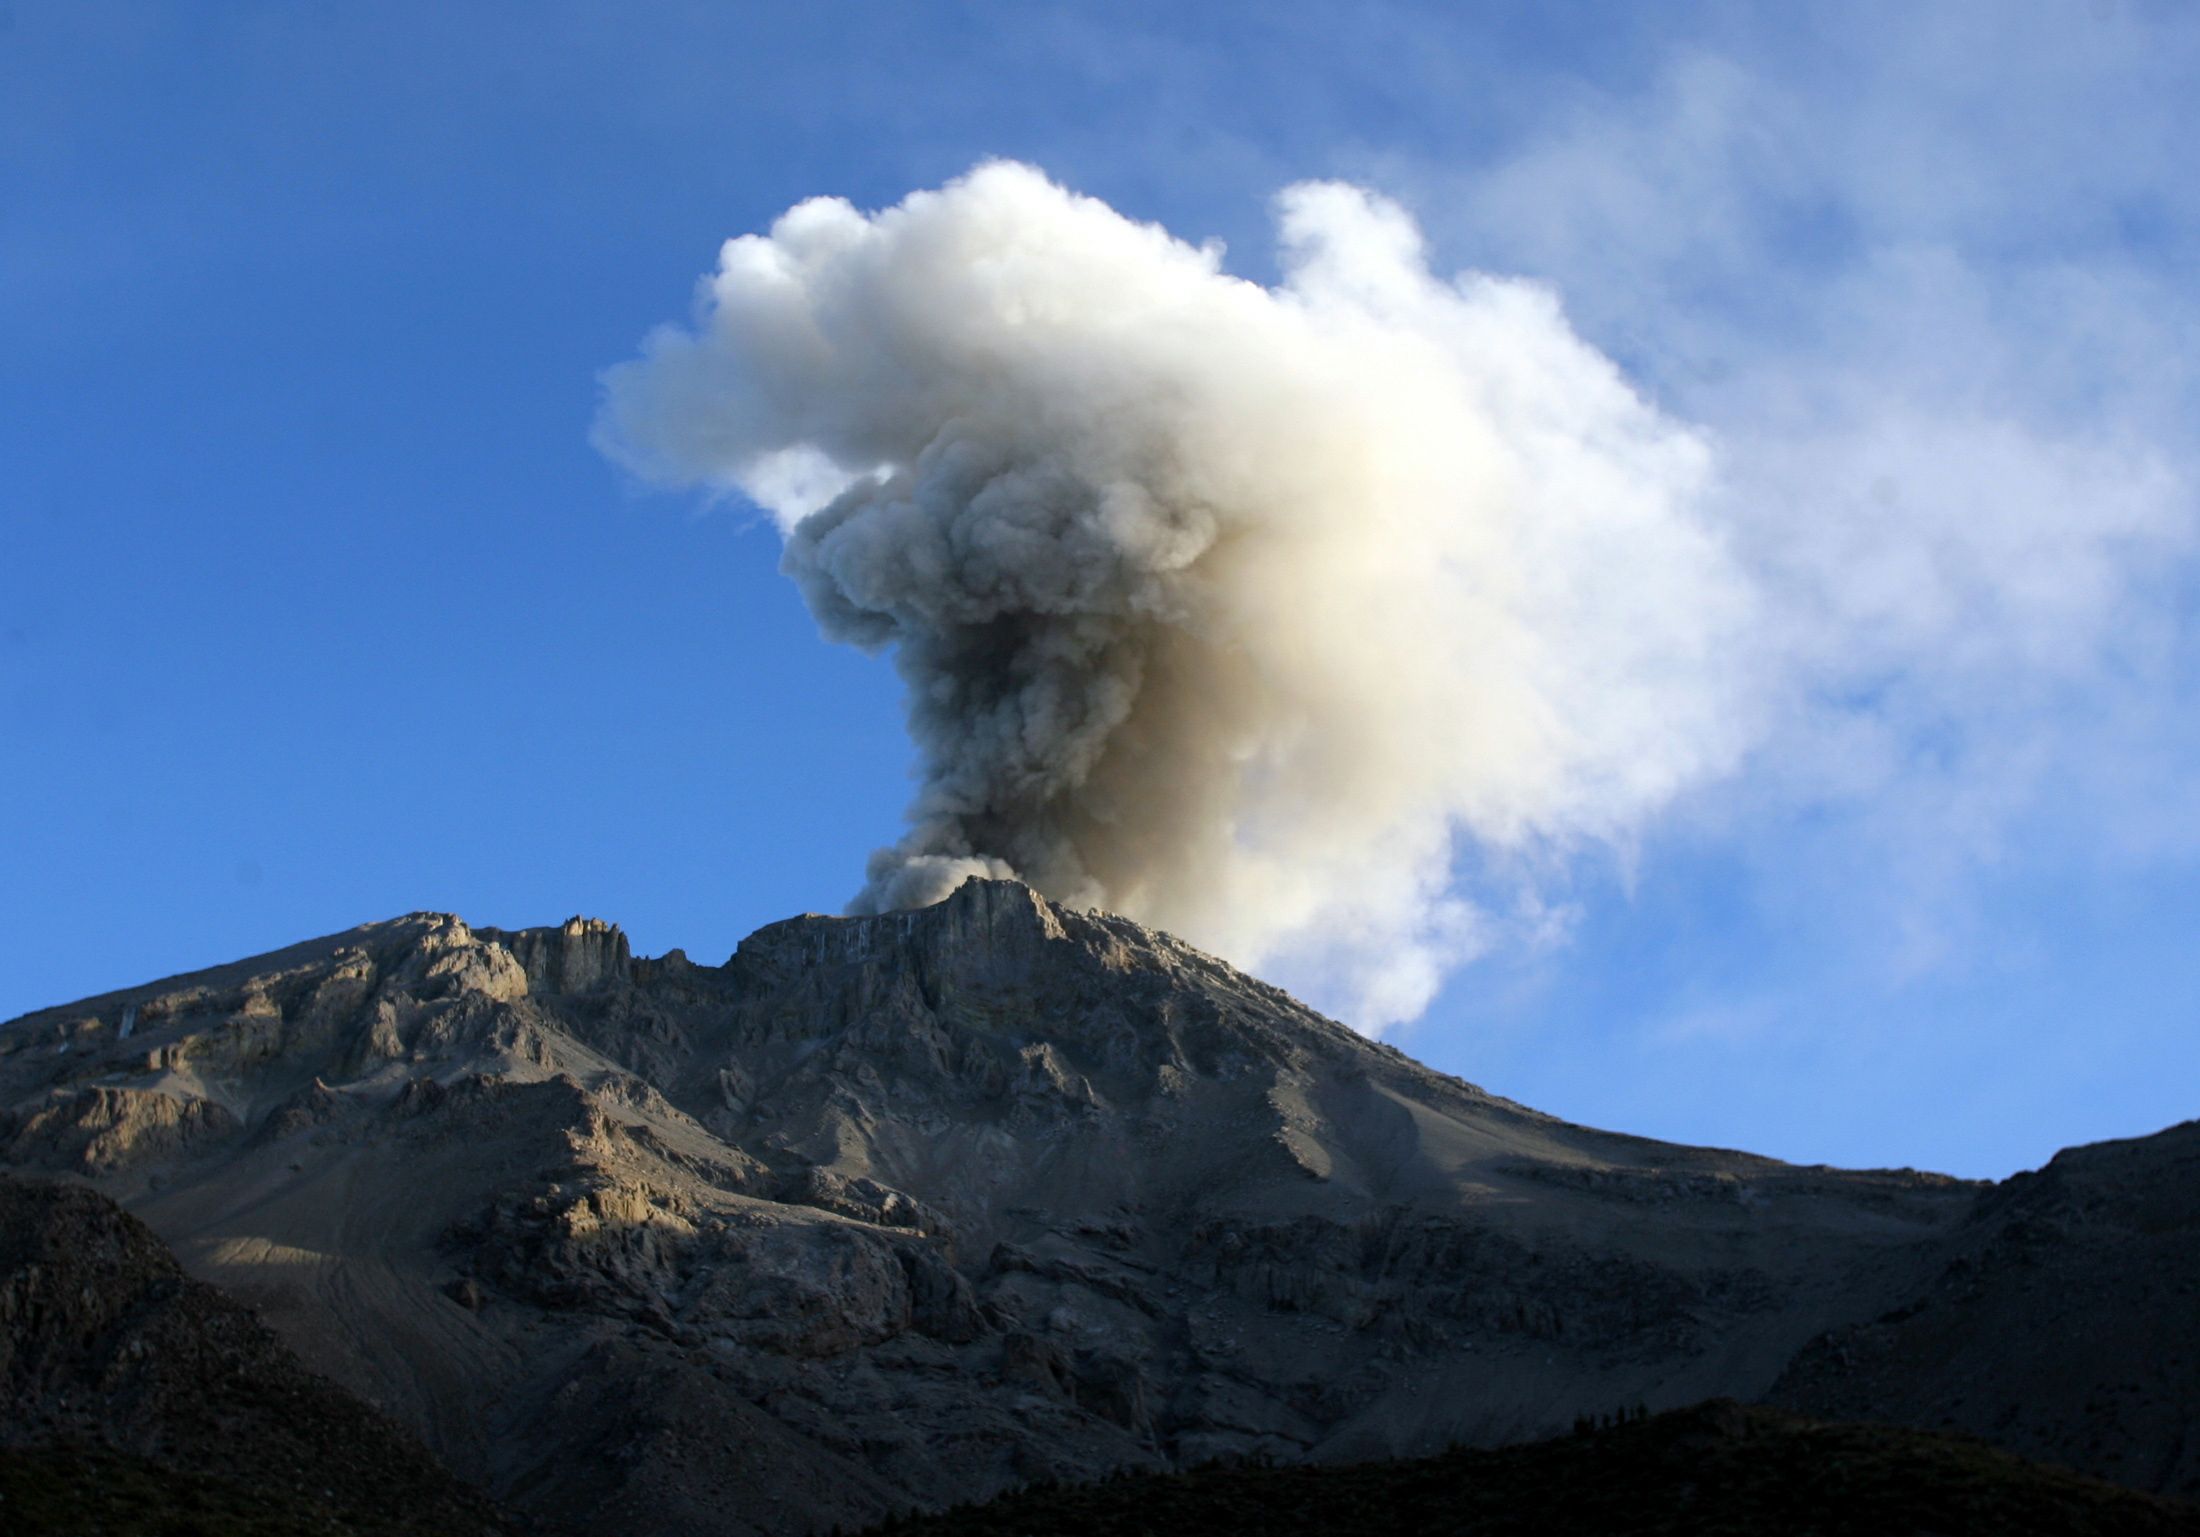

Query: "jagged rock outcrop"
<box><xmin>2</xmin><ymin>1084</ymin><xmax>240</xmax><ymax>1173</ymax></box>
<box><xmin>0</xmin><ymin>881</ymin><xmax>2183</xmax><ymax>1534</ymax></box>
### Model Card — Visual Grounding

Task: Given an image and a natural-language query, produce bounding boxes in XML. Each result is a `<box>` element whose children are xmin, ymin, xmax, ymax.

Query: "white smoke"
<box><xmin>596</xmin><ymin>162</ymin><xmax>1756</xmax><ymax>1027</ymax></box>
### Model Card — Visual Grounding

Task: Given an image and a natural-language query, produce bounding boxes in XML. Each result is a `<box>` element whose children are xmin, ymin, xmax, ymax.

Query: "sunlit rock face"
<box><xmin>10</xmin><ymin>880</ymin><xmax>2172</xmax><ymax>1535</ymax></box>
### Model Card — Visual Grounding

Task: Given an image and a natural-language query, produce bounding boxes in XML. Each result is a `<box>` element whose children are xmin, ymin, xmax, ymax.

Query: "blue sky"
<box><xmin>5</xmin><ymin>1</ymin><xmax>2196</xmax><ymax>1178</ymax></box>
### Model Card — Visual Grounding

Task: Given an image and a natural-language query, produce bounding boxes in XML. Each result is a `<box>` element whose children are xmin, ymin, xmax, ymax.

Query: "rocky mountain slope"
<box><xmin>0</xmin><ymin>879</ymin><xmax>2183</xmax><ymax>1533</ymax></box>
<box><xmin>0</xmin><ymin>1173</ymin><xmax>513</xmax><ymax>1534</ymax></box>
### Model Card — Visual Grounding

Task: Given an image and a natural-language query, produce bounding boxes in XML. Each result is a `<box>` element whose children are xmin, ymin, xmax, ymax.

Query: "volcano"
<box><xmin>2</xmin><ymin>880</ymin><xmax>2191</xmax><ymax>1533</ymax></box>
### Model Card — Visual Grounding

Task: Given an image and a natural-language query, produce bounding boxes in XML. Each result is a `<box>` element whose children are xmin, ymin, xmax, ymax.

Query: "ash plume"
<box><xmin>596</xmin><ymin>163</ymin><xmax>1753</xmax><ymax>1026</ymax></box>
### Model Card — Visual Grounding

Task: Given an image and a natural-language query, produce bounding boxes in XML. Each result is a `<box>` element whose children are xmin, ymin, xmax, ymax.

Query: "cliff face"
<box><xmin>0</xmin><ymin>880</ymin><xmax>2134</xmax><ymax>1534</ymax></box>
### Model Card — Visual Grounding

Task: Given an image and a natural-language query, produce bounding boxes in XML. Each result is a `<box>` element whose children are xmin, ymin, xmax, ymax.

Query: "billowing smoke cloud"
<box><xmin>596</xmin><ymin>162</ymin><xmax>1755</xmax><ymax>1027</ymax></box>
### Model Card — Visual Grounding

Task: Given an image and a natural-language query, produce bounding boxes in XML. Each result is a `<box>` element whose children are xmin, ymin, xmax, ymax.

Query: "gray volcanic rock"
<box><xmin>0</xmin><ymin>880</ymin><xmax>2159</xmax><ymax>1534</ymax></box>
<box><xmin>4</xmin><ymin>1083</ymin><xmax>240</xmax><ymax>1172</ymax></box>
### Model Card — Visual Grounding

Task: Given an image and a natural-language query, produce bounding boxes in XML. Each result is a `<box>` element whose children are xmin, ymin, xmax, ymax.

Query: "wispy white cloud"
<box><xmin>1367</xmin><ymin>5</ymin><xmax>2200</xmax><ymax>982</ymax></box>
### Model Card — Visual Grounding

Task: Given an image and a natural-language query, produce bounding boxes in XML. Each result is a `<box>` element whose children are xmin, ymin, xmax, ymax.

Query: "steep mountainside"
<box><xmin>0</xmin><ymin>1174</ymin><xmax>513</xmax><ymax>1535</ymax></box>
<box><xmin>0</xmin><ymin>879</ymin><xmax>2157</xmax><ymax>1534</ymax></box>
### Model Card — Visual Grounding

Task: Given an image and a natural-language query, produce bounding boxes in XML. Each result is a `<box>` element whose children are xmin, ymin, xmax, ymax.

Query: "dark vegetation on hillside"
<box><xmin>865</xmin><ymin>1399</ymin><xmax>2200</xmax><ymax>1537</ymax></box>
<box><xmin>0</xmin><ymin>1443</ymin><xmax>465</xmax><ymax>1537</ymax></box>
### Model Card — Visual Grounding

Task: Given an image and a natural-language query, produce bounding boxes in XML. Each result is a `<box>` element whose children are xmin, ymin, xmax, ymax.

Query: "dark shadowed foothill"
<box><xmin>0</xmin><ymin>1175</ymin><xmax>516</xmax><ymax>1536</ymax></box>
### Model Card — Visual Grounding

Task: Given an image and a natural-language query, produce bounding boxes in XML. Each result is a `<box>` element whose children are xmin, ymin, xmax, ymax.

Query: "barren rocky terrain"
<box><xmin>0</xmin><ymin>879</ymin><xmax>2190</xmax><ymax>1534</ymax></box>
